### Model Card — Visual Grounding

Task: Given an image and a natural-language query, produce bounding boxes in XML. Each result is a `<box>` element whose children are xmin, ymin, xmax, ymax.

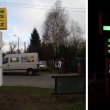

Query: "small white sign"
<box><xmin>109</xmin><ymin>69</ymin><xmax>110</xmax><ymax>73</ymax></box>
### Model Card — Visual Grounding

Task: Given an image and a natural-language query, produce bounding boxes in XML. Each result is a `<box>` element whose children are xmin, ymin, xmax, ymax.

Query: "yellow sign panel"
<box><xmin>0</xmin><ymin>8</ymin><xmax>7</xmax><ymax>30</ymax></box>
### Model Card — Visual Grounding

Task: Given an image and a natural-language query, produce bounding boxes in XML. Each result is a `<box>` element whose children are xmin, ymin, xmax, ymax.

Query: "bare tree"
<box><xmin>70</xmin><ymin>20</ymin><xmax>84</xmax><ymax>37</ymax></box>
<box><xmin>67</xmin><ymin>20</ymin><xmax>85</xmax><ymax>57</ymax></box>
<box><xmin>42</xmin><ymin>0</ymin><xmax>69</xmax><ymax>53</ymax></box>
<box><xmin>9</xmin><ymin>41</ymin><xmax>17</xmax><ymax>54</ymax></box>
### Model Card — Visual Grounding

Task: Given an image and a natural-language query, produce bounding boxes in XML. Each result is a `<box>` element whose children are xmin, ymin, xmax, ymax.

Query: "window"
<box><xmin>3</xmin><ymin>57</ymin><xmax>8</xmax><ymax>64</ymax></box>
<box><xmin>21</xmin><ymin>56</ymin><xmax>34</xmax><ymax>63</ymax></box>
<box><xmin>39</xmin><ymin>61</ymin><xmax>46</xmax><ymax>65</ymax></box>
<box><xmin>21</xmin><ymin>56</ymin><xmax>28</xmax><ymax>62</ymax></box>
<box><xmin>10</xmin><ymin>57</ymin><xmax>19</xmax><ymax>63</ymax></box>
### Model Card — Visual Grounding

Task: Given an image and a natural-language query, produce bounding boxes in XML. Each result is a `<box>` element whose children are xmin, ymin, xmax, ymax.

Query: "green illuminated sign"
<box><xmin>108</xmin><ymin>44</ymin><xmax>110</xmax><ymax>47</ymax></box>
<box><xmin>103</xmin><ymin>26</ymin><xmax>110</xmax><ymax>31</ymax></box>
<box><xmin>108</xmin><ymin>50</ymin><xmax>110</xmax><ymax>53</ymax></box>
<box><xmin>108</xmin><ymin>38</ymin><xmax>110</xmax><ymax>42</ymax></box>
<box><xmin>108</xmin><ymin>38</ymin><xmax>110</xmax><ymax>54</ymax></box>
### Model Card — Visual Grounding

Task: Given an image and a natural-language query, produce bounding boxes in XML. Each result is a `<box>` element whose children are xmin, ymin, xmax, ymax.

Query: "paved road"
<box><xmin>2</xmin><ymin>73</ymin><xmax>78</xmax><ymax>88</ymax></box>
<box><xmin>3</xmin><ymin>73</ymin><xmax>55</xmax><ymax>88</ymax></box>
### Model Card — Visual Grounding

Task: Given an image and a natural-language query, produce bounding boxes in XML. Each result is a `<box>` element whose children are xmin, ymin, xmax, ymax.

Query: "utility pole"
<box><xmin>9</xmin><ymin>43</ymin><xmax>11</xmax><ymax>51</ymax></box>
<box><xmin>24</xmin><ymin>42</ymin><xmax>26</xmax><ymax>53</ymax></box>
<box><xmin>14</xmin><ymin>35</ymin><xmax>19</xmax><ymax>54</ymax></box>
<box><xmin>18</xmin><ymin>37</ymin><xmax>19</xmax><ymax>53</ymax></box>
<box><xmin>9</xmin><ymin>43</ymin><xmax>12</xmax><ymax>54</ymax></box>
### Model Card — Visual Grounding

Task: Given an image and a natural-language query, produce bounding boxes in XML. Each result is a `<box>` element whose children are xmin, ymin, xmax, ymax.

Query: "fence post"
<box><xmin>78</xmin><ymin>58</ymin><xmax>85</xmax><ymax>76</ymax></box>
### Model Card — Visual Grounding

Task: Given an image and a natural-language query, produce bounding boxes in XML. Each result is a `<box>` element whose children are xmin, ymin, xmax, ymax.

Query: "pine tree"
<box><xmin>27</xmin><ymin>27</ymin><xmax>41</xmax><ymax>53</ymax></box>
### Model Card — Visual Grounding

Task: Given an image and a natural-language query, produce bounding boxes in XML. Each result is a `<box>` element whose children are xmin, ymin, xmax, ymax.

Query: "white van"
<box><xmin>2</xmin><ymin>52</ymin><xmax>39</xmax><ymax>75</ymax></box>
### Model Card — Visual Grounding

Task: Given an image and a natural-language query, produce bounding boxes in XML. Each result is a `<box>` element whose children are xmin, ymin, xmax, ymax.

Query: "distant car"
<box><xmin>39</xmin><ymin>61</ymin><xmax>48</xmax><ymax>70</ymax></box>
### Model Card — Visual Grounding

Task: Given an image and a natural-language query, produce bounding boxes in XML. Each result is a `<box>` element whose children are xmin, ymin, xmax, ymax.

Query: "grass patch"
<box><xmin>0</xmin><ymin>86</ymin><xmax>85</xmax><ymax>110</ymax></box>
<box><xmin>0</xmin><ymin>86</ymin><xmax>54</xmax><ymax>95</ymax></box>
<box><xmin>47</xmin><ymin>66</ymin><xmax>59</xmax><ymax>73</ymax></box>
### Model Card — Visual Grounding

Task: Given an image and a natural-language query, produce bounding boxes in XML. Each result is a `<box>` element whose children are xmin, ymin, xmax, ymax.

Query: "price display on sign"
<box><xmin>0</xmin><ymin>8</ymin><xmax>7</xmax><ymax>30</ymax></box>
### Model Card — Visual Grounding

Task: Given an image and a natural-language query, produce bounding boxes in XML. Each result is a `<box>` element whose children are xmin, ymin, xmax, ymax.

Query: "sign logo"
<box><xmin>0</xmin><ymin>8</ymin><xmax>7</xmax><ymax>30</ymax></box>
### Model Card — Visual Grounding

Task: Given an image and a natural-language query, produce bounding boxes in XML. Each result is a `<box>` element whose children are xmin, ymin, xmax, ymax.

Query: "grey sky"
<box><xmin>0</xmin><ymin>0</ymin><xmax>86</xmax><ymax>52</ymax></box>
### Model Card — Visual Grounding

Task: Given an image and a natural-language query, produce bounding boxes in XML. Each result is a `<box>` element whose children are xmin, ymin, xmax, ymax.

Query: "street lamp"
<box><xmin>14</xmin><ymin>35</ymin><xmax>19</xmax><ymax>54</ymax></box>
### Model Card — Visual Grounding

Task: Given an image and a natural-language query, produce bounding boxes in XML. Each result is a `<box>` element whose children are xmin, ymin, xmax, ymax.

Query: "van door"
<box><xmin>2</xmin><ymin>57</ymin><xmax>9</xmax><ymax>72</ymax></box>
<box><xmin>9</xmin><ymin>57</ymin><xmax>20</xmax><ymax>72</ymax></box>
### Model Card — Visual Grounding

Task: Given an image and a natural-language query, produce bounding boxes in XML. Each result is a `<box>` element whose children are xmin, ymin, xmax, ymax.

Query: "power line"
<box><xmin>0</xmin><ymin>1</ymin><xmax>86</xmax><ymax>10</ymax></box>
<box><xmin>0</xmin><ymin>4</ymin><xmax>86</xmax><ymax>12</ymax></box>
<box><xmin>0</xmin><ymin>2</ymin><xmax>86</xmax><ymax>12</ymax></box>
<box><xmin>8</xmin><ymin>27</ymin><xmax>24</xmax><ymax>43</ymax></box>
<box><xmin>0</xmin><ymin>3</ymin><xmax>51</xmax><ymax>10</ymax></box>
<box><xmin>0</xmin><ymin>2</ymin><xmax>52</xmax><ymax>8</ymax></box>
<box><xmin>8</xmin><ymin>28</ymin><xmax>15</xmax><ymax>35</ymax></box>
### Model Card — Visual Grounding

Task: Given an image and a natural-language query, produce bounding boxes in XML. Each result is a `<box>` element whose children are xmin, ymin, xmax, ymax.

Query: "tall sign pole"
<box><xmin>0</xmin><ymin>7</ymin><xmax>7</xmax><ymax>86</ymax></box>
<box><xmin>0</xmin><ymin>32</ymin><xmax>2</xmax><ymax>86</ymax></box>
<box><xmin>105</xmin><ymin>37</ymin><xmax>109</xmax><ymax>95</ymax></box>
<box><xmin>99</xmin><ymin>11</ymin><xmax>110</xmax><ymax>95</ymax></box>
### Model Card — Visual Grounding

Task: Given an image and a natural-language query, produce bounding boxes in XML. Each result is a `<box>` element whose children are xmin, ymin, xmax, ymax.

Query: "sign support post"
<box><xmin>0</xmin><ymin>7</ymin><xmax>7</xmax><ymax>86</ymax></box>
<box><xmin>99</xmin><ymin>11</ymin><xmax>110</xmax><ymax>95</ymax></box>
<box><xmin>105</xmin><ymin>37</ymin><xmax>109</xmax><ymax>95</ymax></box>
<box><xmin>0</xmin><ymin>31</ymin><xmax>2</xmax><ymax>86</ymax></box>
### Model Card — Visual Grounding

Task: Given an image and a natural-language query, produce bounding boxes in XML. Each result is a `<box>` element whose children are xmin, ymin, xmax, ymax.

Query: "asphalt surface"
<box><xmin>2</xmin><ymin>72</ymin><xmax>78</xmax><ymax>88</ymax></box>
<box><xmin>3</xmin><ymin>73</ymin><xmax>55</xmax><ymax>88</ymax></box>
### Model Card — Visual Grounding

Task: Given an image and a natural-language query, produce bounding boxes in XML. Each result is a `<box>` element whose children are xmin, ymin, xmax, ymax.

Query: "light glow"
<box><xmin>103</xmin><ymin>26</ymin><xmax>110</xmax><ymax>31</ymax></box>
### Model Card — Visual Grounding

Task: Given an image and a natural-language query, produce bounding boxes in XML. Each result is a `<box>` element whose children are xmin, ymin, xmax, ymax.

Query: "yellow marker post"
<box><xmin>0</xmin><ymin>8</ymin><xmax>7</xmax><ymax>30</ymax></box>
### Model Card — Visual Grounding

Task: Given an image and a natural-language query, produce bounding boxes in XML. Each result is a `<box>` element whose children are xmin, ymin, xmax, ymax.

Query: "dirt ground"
<box><xmin>0</xmin><ymin>93</ymin><xmax>85</xmax><ymax>110</ymax></box>
<box><xmin>0</xmin><ymin>93</ymin><xmax>55</xmax><ymax>110</ymax></box>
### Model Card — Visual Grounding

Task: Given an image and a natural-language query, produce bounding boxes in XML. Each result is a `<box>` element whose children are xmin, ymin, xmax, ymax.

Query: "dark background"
<box><xmin>88</xmin><ymin>1</ymin><xmax>105</xmax><ymax>72</ymax></box>
<box><xmin>88</xmin><ymin>2</ymin><xmax>110</xmax><ymax>110</ymax></box>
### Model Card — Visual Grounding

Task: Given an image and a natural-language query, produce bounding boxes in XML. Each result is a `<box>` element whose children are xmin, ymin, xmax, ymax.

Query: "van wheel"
<box><xmin>27</xmin><ymin>69</ymin><xmax>34</xmax><ymax>76</ymax></box>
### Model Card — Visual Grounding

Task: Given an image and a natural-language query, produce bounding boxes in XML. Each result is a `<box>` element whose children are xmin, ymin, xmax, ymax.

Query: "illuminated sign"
<box><xmin>99</xmin><ymin>11</ymin><xmax>110</xmax><ymax>35</ymax></box>
<box><xmin>0</xmin><ymin>8</ymin><xmax>7</xmax><ymax>30</ymax></box>
<box><xmin>103</xmin><ymin>26</ymin><xmax>110</xmax><ymax>31</ymax></box>
<box><xmin>108</xmin><ymin>38</ymin><xmax>110</xmax><ymax>53</ymax></box>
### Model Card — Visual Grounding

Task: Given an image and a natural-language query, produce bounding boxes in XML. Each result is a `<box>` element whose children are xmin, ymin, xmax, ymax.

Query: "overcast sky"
<box><xmin>0</xmin><ymin>0</ymin><xmax>86</xmax><ymax>52</ymax></box>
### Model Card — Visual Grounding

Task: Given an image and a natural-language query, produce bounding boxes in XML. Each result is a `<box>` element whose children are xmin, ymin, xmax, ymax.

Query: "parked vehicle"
<box><xmin>39</xmin><ymin>61</ymin><xmax>48</xmax><ymax>71</ymax></box>
<box><xmin>2</xmin><ymin>52</ymin><xmax>39</xmax><ymax>75</ymax></box>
